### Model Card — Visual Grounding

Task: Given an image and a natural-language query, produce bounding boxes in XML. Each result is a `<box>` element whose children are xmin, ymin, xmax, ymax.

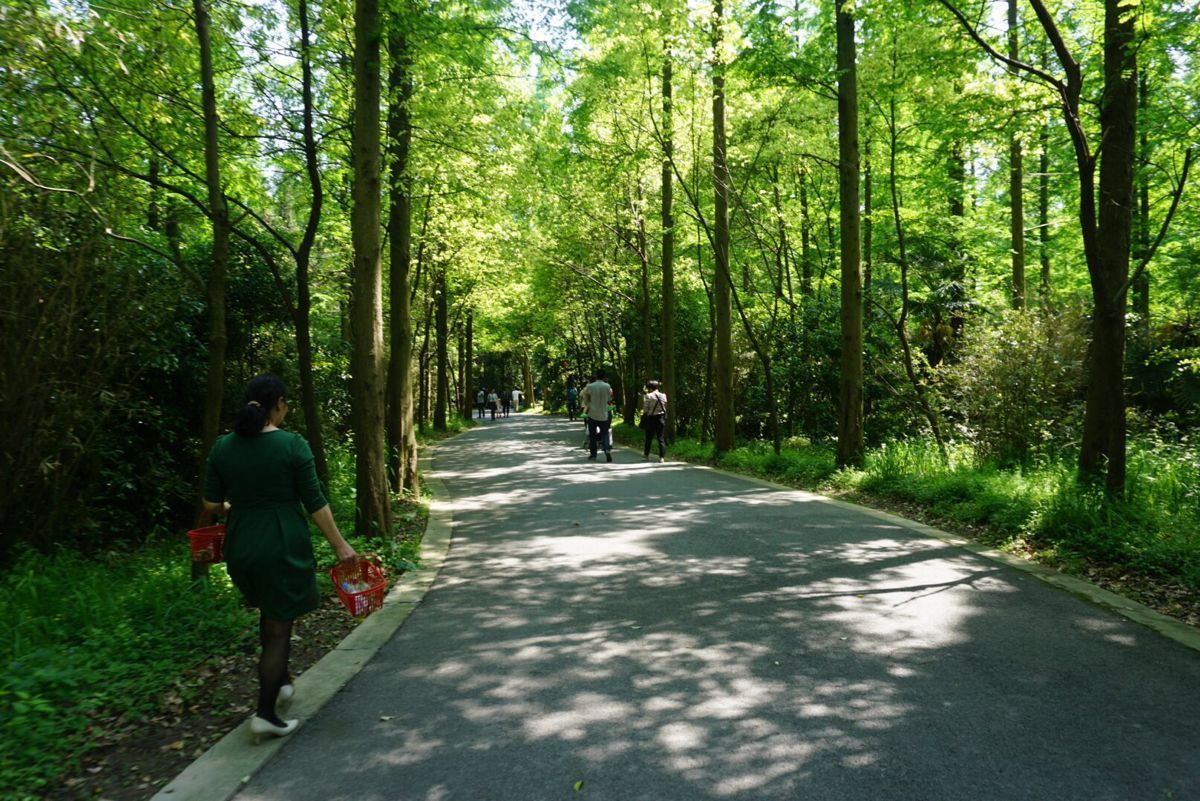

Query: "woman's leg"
<box><xmin>643</xmin><ymin>426</ymin><xmax>652</xmax><ymax>457</ymax></box>
<box><xmin>256</xmin><ymin>614</ymin><xmax>293</xmax><ymax>725</ymax></box>
<box><xmin>656</xmin><ymin>418</ymin><xmax>666</xmax><ymax>457</ymax></box>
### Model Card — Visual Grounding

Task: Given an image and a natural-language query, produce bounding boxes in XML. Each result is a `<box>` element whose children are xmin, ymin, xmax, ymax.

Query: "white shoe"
<box><xmin>250</xmin><ymin>715</ymin><xmax>298</xmax><ymax>744</ymax></box>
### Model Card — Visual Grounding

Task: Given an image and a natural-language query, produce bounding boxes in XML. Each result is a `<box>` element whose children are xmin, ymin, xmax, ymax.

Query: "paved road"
<box><xmin>236</xmin><ymin>414</ymin><xmax>1200</xmax><ymax>801</ymax></box>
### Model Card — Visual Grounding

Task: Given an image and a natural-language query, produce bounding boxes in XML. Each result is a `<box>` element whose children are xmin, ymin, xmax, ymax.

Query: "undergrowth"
<box><xmin>0</xmin><ymin>440</ymin><xmax>432</xmax><ymax>799</ymax></box>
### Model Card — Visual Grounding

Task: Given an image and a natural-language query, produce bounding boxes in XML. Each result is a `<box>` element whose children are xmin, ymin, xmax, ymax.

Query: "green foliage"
<box><xmin>0</xmin><ymin>191</ymin><xmax>201</xmax><ymax>556</ymax></box>
<box><xmin>0</xmin><ymin>540</ymin><xmax>255</xmax><ymax>796</ymax></box>
<box><xmin>942</xmin><ymin>306</ymin><xmax>1088</xmax><ymax>465</ymax></box>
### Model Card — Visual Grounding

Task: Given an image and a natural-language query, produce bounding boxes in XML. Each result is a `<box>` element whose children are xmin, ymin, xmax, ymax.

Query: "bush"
<box><xmin>943</xmin><ymin>305</ymin><xmax>1087</xmax><ymax>465</ymax></box>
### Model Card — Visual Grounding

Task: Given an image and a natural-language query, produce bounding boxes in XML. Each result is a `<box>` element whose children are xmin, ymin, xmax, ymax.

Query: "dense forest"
<box><xmin>3</xmin><ymin>0</ymin><xmax>1200</xmax><ymax>793</ymax></box>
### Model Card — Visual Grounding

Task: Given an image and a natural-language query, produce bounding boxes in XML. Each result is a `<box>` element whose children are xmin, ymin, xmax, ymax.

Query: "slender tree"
<box><xmin>1008</xmin><ymin>0</ymin><xmax>1026</xmax><ymax>309</ymax></box>
<box><xmin>192</xmin><ymin>0</ymin><xmax>230</xmax><ymax>477</ymax></box>
<box><xmin>350</xmin><ymin>0</ymin><xmax>392</xmax><ymax>534</ymax></box>
<box><xmin>1132</xmin><ymin>68</ymin><xmax>1151</xmax><ymax>338</ymax></box>
<box><xmin>434</xmin><ymin>268</ymin><xmax>449</xmax><ymax>431</ymax></box>
<box><xmin>938</xmin><ymin>0</ymin><xmax>1191</xmax><ymax>492</ymax></box>
<box><xmin>835</xmin><ymin>0</ymin><xmax>864</xmax><ymax>467</ymax></box>
<box><xmin>386</xmin><ymin>19</ymin><xmax>419</xmax><ymax>495</ymax></box>
<box><xmin>661</xmin><ymin>35</ymin><xmax>676</xmax><ymax>442</ymax></box>
<box><xmin>463</xmin><ymin>310</ymin><xmax>474</xmax><ymax>420</ymax></box>
<box><xmin>712</xmin><ymin>0</ymin><xmax>735</xmax><ymax>455</ymax></box>
<box><xmin>294</xmin><ymin>0</ymin><xmax>329</xmax><ymax>487</ymax></box>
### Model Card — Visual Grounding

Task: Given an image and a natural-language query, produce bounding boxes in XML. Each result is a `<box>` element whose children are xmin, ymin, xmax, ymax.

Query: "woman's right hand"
<box><xmin>335</xmin><ymin>542</ymin><xmax>358</xmax><ymax>570</ymax></box>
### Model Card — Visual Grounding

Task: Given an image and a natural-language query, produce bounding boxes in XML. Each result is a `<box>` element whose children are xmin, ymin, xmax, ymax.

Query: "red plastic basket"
<box><xmin>330</xmin><ymin>557</ymin><xmax>387</xmax><ymax>617</ymax></box>
<box><xmin>188</xmin><ymin>524</ymin><xmax>226</xmax><ymax>564</ymax></box>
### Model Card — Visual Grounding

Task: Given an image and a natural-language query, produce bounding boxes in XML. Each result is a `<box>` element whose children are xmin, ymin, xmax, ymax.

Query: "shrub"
<box><xmin>943</xmin><ymin>305</ymin><xmax>1086</xmax><ymax>465</ymax></box>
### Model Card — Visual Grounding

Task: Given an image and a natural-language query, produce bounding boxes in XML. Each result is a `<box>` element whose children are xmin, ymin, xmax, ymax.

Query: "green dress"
<box><xmin>204</xmin><ymin>430</ymin><xmax>327</xmax><ymax>620</ymax></box>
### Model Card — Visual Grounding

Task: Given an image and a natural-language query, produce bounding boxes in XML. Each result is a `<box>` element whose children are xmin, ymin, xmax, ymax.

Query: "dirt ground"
<box><xmin>51</xmin><ymin>596</ymin><xmax>358</xmax><ymax>801</ymax></box>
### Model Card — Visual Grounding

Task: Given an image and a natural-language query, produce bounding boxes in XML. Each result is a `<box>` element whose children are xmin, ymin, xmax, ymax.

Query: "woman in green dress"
<box><xmin>203</xmin><ymin>375</ymin><xmax>357</xmax><ymax>742</ymax></box>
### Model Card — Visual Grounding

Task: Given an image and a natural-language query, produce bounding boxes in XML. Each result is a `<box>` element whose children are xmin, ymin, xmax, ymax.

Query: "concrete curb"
<box><xmin>151</xmin><ymin>451</ymin><xmax>454</xmax><ymax>801</ymax></box>
<box><xmin>663</xmin><ymin>453</ymin><xmax>1200</xmax><ymax>656</ymax></box>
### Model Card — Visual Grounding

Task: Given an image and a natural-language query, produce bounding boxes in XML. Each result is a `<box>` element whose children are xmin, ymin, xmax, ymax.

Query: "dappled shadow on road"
<box><xmin>240</xmin><ymin>414</ymin><xmax>1200</xmax><ymax>801</ymax></box>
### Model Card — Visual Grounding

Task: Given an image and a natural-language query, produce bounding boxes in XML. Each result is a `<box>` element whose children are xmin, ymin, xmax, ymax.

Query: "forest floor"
<box><xmin>52</xmin><ymin>597</ymin><xmax>357</xmax><ymax>801</ymax></box>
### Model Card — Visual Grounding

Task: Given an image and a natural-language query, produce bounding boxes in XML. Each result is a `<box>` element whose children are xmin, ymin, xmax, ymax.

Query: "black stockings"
<box><xmin>256</xmin><ymin>615</ymin><xmax>293</xmax><ymax>724</ymax></box>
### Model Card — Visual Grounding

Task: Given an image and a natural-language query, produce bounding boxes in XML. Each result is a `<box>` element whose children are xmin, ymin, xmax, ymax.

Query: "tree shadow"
<box><xmin>238</xmin><ymin>415</ymin><xmax>1200</xmax><ymax>801</ymax></box>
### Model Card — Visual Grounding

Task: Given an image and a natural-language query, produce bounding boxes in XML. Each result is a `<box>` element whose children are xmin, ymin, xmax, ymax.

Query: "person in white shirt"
<box><xmin>580</xmin><ymin>370</ymin><xmax>614</xmax><ymax>462</ymax></box>
<box><xmin>486</xmin><ymin>389</ymin><xmax>498</xmax><ymax>420</ymax></box>
<box><xmin>511</xmin><ymin>387</ymin><xmax>522</xmax><ymax>411</ymax></box>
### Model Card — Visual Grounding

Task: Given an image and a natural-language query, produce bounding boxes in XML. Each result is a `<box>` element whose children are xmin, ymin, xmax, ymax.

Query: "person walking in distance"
<box><xmin>487</xmin><ymin>388</ymin><xmax>499</xmax><ymax>420</ymax></box>
<box><xmin>511</xmin><ymin>386</ymin><xmax>522</xmax><ymax>412</ymax></box>
<box><xmin>501</xmin><ymin>386</ymin><xmax>511</xmax><ymax>417</ymax></box>
<box><xmin>581</xmin><ymin>369</ymin><xmax>614</xmax><ymax>462</ymax></box>
<box><xmin>476</xmin><ymin>387</ymin><xmax>487</xmax><ymax>419</ymax></box>
<box><xmin>566</xmin><ymin>381</ymin><xmax>579</xmax><ymax>421</ymax></box>
<box><xmin>641</xmin><ymin>380</ymin><xmax>668</xmax><ymax>463</ymax></box>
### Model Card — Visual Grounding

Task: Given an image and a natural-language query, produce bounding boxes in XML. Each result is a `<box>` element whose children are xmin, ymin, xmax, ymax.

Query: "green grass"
<box><xmin>0</xmin><ymin>540</ymin><xmax>256</xmax><ymax>797</ymax></box>
<box><xmin>614</xmin><ymin>422</ymin><xmax>1200</xmax><ymax>591</ymax></box>
<box><xmin>0</xmin><ymin>440</ymin><xmax>434</xmax><ymax>798</ymax></box>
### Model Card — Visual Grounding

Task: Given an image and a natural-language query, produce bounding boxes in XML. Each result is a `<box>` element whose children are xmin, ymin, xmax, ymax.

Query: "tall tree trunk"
<box><xmin>862</xmin><ymin>138</ymin><xmax>872</xmax><ymax>295</ymax></box>
<box><xmin>1036</xmin><ymin>44</ymin><xmax>1052</xmax><ymax>300</ymax></box>
<box><xmin>418</xmin><ymin>300</ymin><xmax>431</xmax><ymax>432</ymax></box>
<box><xmin>434</xmin><ymin>270</ymin><xmax>449</xmax><ymax>431</ymax></box>
<box><xmin>889</xmin><ymin>96</ymin><xmax>947</xmax><ymax>459</ymax></box>
<box><xmin>463</xmin><ymin>311</ymin><xmax>474</xmax><ymax>420</ymax></box>
<box><xmin>636</xmin><ymin>183</ymin><xmax>652</xmax><ymax>391</ymax></box>
<box><xmin>1132</xmin><ymin>68</ymin><xmax>1151</xmax><ymax>339</ymax></box>
<box><xmin>165</xmin><ymin>198</ymin><xmax>183</xmax><ymax>267</ymax></box>
<box><xmin>350</xmin><ymin>0</ymin><xmax>391</xmax><ymax>536</ymax></box>
<box><xmin>1038</xmin><ymin>119</ymin><xmax>1051</xmax><ymax>298</ymax></box>
<box><xmin>191</xmin><ymin>0</ymin><xmax>229</xmax><ymax>580</ymax></box>
<box><xmin>1008</xmin><ymin>0</ymin><xmax>1026</xmax><ymax>309</ymax></box>
<box><xmin>296</xmin><ymin>0</ymin><xmax>329</xmax><ymax>488</ymax></box>
<box><xmin>522</xmin><ymin>351</ymin><xmax>534</xmax><ymax>409</ymax></box>
<box><xmin>771</xmin><ymin>166</ymin><xmax>789</xmax><ymax>299</ymax></box>
<box><xmin>1079</xmin><ymin>0</ymin><xmax>1137</xmax><ymax>493</ymax></box>
<box><xmin>835</xmin><ymin>0</ymin><xmax>864</xmax><ymax>467</ymax></box>
<box><xmin>193</xmin><ymin>0</ymin><xmax>229</xmax><ymax>480</ymax></box>
<box><xmin>711</xmin><ymin>0</ymin><xmax>735</xmax><ymax>455</ymax></box>
<box><xmin>800</xmin><ymin>166</ymin><xmax>813</xmax><ymax>296</ymax></box>
<box><xmin>947</xmin><ymin>140</ymin><xmax>967</xmax><ymax>342</ymax></box>
<box><xmin>661</xmin><ymin>43</ymin><xmax>676</xmax><ymax>443</ymax></box>
<box><xmin>623</xmin><ymin>332</ymin><xmax>638</xmax><ymax>425</ymax></box>
<box><xmin>456</xmin><ymin>324</ymin><xmax>465</xmax><ymax>418</ymax></box>
<box><xmin>386</xmin><ymin>24</ymin><xmax>418</xmax><ymax>495</ymax></box>
<box><xmin>148</xmin><ymin>156</ymin><xmax>161</xmax><ymax>231</ymax></box>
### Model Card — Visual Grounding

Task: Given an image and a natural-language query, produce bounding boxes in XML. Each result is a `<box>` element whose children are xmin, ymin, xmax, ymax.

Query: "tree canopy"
<box><xmin>2</xmin><ymin>0</ymin><xmax>1199</xmax><ymax>553</ymax></box>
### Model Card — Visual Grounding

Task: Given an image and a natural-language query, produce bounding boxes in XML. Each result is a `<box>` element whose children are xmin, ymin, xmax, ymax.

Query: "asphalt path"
<box><xmin>235</xmin><ymin>413</ymin><xmax>1200</xmax><ymax>801</ymax></box>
